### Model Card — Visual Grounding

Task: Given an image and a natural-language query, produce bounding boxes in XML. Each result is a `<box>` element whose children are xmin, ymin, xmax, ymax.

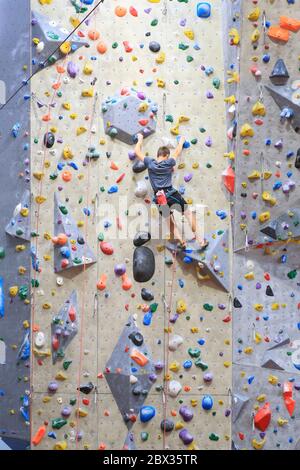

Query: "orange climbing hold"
<box><xmin>97</xmin><ymin>274</ymin><xmax>107</xmax><ymax>291</ymax></box>
<box><xmin>62</xmin><ymin>170</ymin><xmax>72</xmax><ymax>182</ymax></box>
<box><xmin>97</xmin><ymin>41</ymin><xmax>107</xmax><ymax>54</ymax></box>
<box><xmin>130</xmin><ymin>348</ymin><xmax>149</xmax><ymax>366</ymax></box>
<box><xmin>56</xmin><ymin>65</ymin><xmax>65</xmax><ymax>74</ymax></box>
<box><xmin>279</xmin><ymin>16</ymin><xmax>300</xmax><ymax>32</ymax></box>
<box><xmin>110</xmin><ymin>161</ymin><xmax>119</xmax><ymax>170</ymax></box>
<box><xmin>32</xmin><ymin>425</ymin><xmax>47</xmax><ymax>446</ymax></box>
<box><xmin>121</xmin><ymin>273</ymin><xmax>132</xmax><ymax>291</ymax></box>
<box><xmin>115</xmin><ymin>5</ymin><xmax>127</xmax><ymax>17</ymax></box>
<box><xmin>52</xmin><ymin>233</ymin><xmax>68</xmax><ymax>246</ymax></box>
<box><xmin>268</xmin><ymin>26</ymin><xmax>290</xmax><ymax>42</ymax></box>
<box><xmin>88</xmin><ymin>29</ymin><xmax>100</xmax><ymax>40</ymax></box>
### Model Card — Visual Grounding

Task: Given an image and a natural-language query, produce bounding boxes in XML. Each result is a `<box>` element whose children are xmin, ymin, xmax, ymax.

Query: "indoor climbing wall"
<box><xmin>232</xmin><ymin>0</ymin><xmax>300</xmax><ymax>450</ymax></box>
<box><xmin>30</xmin><ymin>0</ymin><xmax>232</xmax><ymax>450</ymax></box>
<box><xmin>0</xmin><ymin>0</ymin><xmax>31</xmax><ymax>450</ymax></box>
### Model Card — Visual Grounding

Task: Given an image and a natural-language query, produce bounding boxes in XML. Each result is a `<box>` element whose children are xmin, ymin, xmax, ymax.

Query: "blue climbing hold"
<box><xmin>183</xmin><ymin>360</ymin><xmax>192</xmax><ymax>369</ymax></box>
<box><xmin>0</xmin><ymin>277</ymin><xmax>4</xmax><ymax>318</ymax></box>
<box><xmin>140</xmin><ymin>406</ymin><xmax>156</xmax><ymax>423</ymax></box>
<box><xmin>202</xmin><ymin>395</ymin><xmax>213</xmax><ymax>410</ymax></box>
<box><xmin>197</xmin><ymin>3</ymin><xmax>211</xmax><ymax>18</ymax></box>
<box><xmin>143</xmin><ymin>310</ymin><xmax>153</xmax><ymax>326</ymax></box>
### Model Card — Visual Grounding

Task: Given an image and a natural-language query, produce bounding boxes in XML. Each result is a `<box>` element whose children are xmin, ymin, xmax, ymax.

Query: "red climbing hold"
<box><xmin>283</xmin><ymin>381</ymin><xmax>295</xmax><ymax>417</ymax></box>
<box><xmin>138</xmin><ymin>119</ymin><xmax>149</xmax><ymax>126</ymax></box>
<box><xmin>222</xmin><ymin>166</ymin><xmax>235</xmax><ymax>194</ymax></box>
<box><xmin>254</xmin><ymin>402</ymin><xmax>271</xmax><ymax>431</ymax></box>
<box><xmin>123</xmin><ymin>41</ymin><xmax>133</xmax><ymax>53</ymax></box>
<box><xmin>69</xmin><ymin>305</ymin><xmax>76</xmax><ymax>322</ymax></box>
<box><xmin>129</xmin><ymin>6</ymin><xmax>138</xmax><ymax>17</ymax></box>
<box><xmin>100</xmin><ymin>242</ymin><xmax>114</xmax><ymax>255</ymax></box>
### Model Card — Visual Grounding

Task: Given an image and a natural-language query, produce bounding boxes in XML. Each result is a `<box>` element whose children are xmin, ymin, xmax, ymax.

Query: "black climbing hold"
<box><xmin>266</xmin><ymin>285</ymin><xmax>274</xmax><ymax>296</ymax></box>
<box><xmin>260</xmin><ymin>226</ymin><xmax>277</xmax><ymax>240</ymax></box>
<box><xmin>44</xmin><ymin>131</ymin><xmax>55</xmax><ymax>148</ymax></box>
<box><xmin>132</xmin><ymin>160</ymin><xmax>147</xmax><ymax>173</ymax></box>
<box><xmin>132</xmin><ymin>385</ymin><xmax>142</xmax><ymax>396</ymax></box>
<box><xmin>295</xmin><ymin>149</ymin><xmax>300</xmax><ymax>169</ymax></box>
<box><xmin>234</xmin><ymin>297</ymin><xmax>242</xmax><ymax>308</ymax></box>
<box><xmin>160</xmin><ymin>419</ymin><xmax>174</xmax><ymax>432</ymax></box>
<box><xmin>141</xmin><ymin>288</ymin><xmax>154</xmax><ymax>301</ymax></box>
<box><xmin>78</xmin><ymin>382</ymin><xmax>94</xmax><ymax>394</ymax></box>
<box><xmin>269</xmin><ymin>59</ymin><xmax>289</xmax><ymax>86</ymax></box>
<box><xmin>133</xmin><ymin>231</ymin><xmax>151</xmax><ymax>247</ymax></box>
<box><xmin>149</xmin><ymin>41</ymin><xmax>161</xmax><ymax>53</ymax></box>
<box><xmin>129</xmin><ymin>331</ymin><xmax>144</xmax><ymax>346</ymax></box>
<box><xmin>77</xmin><ymin>236</ymin><xmax>85</xmax><ymax>245</ymax></box>
<box><xmin>133</xmin><ymin>246</ymin><xmax>155</xmax><ymax>282</ymax></box>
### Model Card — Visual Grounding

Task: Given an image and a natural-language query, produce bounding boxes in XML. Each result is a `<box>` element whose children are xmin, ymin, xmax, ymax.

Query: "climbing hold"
<box><xmin>133</xmin><ymin>232</ymin><xmax>151</xmax><ymax>247</ymax></box>
<box><xmin>115</xmin><ymin>6</ymin><xmax>127</xmax><ymax>17</ymax></box>
<box><xmin>149</xmin><ymin>41</ymin><xmax>161</xmax><ymax>53</ymax></box>
<box><xmin>140</xmin><ymin>406</ymin><xmax>156</xmax><ymax>422</ymax></box>
<box><xmin>269</xmin><ymin>59</ymin><xmax>290</xmax><ymax>86</ymax></box>
<box><xmin>202</xmin><ymin>395</ymin><xmax>214</xmax><ymax>410</ymax></box>
<box><xmin>133</xmin><ymin>247</ymin><xmax>155</xmax><ymax>282</ymax></box>
<box><xmin>254</xmin><ymin>403</ymin><xmax>271</xmax><ymax>432</ymax></box>
<box><xmin>196</xmin><ymin>3</ymin><xmax>211</xmax><ymax>18</ymax></box>
<box><xmin>179</xmin><ymin>429</ymin><xmax>194</xmax><ymax>445</ymax></box>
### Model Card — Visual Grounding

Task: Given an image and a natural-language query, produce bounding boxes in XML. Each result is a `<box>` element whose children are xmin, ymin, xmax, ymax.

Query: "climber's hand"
<box><xmin>137</xmin><ymin>133</ymin><xmax>144</xmax><ymax>143</ymax></box>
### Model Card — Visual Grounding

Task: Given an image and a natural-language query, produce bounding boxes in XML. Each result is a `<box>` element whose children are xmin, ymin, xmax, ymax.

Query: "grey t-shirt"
<box><xmin>144</xmin><ymin>157</ymin><xmax>176</xmax><ymax>192</ymax></box>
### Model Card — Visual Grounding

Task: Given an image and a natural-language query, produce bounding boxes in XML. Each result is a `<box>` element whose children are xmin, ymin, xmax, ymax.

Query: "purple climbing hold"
<box><xmin>179</xmin><ymin>405</ymin><xmax>194</xmax><ymax>422</ymax></box>
<box><xmin>114</xmin><ymin>263</ymin><xmax>126</xmax><ymax>276</ymax></box>
<box><xmin>67</xmin><ymin>61</ymin><xmax>79</xmax><ymax>78</ymax></box>
<box><xmin>179</xmin><ymin>428</ymin><xmax>194</xmax><ymax>445</ymax></box>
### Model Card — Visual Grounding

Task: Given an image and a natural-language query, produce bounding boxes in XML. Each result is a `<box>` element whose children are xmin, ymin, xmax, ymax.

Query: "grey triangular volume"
<box><xmin>265</xmin><ymin>84</ymin><xmax>300</xmax><ymax>133</ymax></box>
<box><xmin>54</xmin><ymin>193</ymin><xmax>96</xmax><ymax>273</ymax></box>
<box><xmin>5</xmin><ymin>190</ymin><xmax>31</xmax><ymax>241</ymax></box>
<box><xmin>267</xmin><ymin>333</ymin><xmax>290</xmax><ymax>350</ymax></box>
<box><xmin>104</xmin><ymin>316</ymin><xmax>155</xmax><ymax>429</ymax></box>
<box><xmin>51</xmin><ymin>290</ymin><xmax>79</xmax><ymax>364</ymax></box>
<box><xmin>232</xmin><ymin>393</ymin><xmax>249</xmax><ymax>423</ymax></box>
<box><xmin>269</xmin><ymin>59</ymin><xmax>290</xmax><ymax>86</ymax></box>
<box><xmin>123</xmin><ymin>432</ymin><xmax>136</xmax><ymax>450</ymax></box>
<box><xmin>166</xmin><ymin>230</ymin><xmax>230</xmax><ymax>292</ymax></box>
<box><xmin>261</xmin><ymin>358</ymin><xmax>285</xmax><ymax>371</ymax></box>
<box><xmin>31</xmin><ymin>10</ymin><xmax>88</xmax><ymax>73</ymax></box>
<box><xmin>260</xmin><ymin>225</ymin><xmax>277</xmax><ymax>240</ymax></box>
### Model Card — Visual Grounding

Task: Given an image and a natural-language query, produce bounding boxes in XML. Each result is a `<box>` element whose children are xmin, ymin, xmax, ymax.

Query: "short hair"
<box><xmin>157</xmin><ymin>146</ymin><xmax>170</xmax><ymax>158</ymax></box>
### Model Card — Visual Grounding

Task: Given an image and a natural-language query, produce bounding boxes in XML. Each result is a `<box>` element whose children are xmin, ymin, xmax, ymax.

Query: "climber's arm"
<box><xmin>173</xmin><ymin>136</ymin><xmax>185</xmax><ymax>159</ymax></box>
<box><xmin>135</xmin><ymin>134</ymin><xmax>145</xmax><ymax>161</ymax></box>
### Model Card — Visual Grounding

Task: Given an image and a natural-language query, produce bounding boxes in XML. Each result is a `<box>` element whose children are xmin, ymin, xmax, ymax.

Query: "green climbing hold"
<box><xmin>0</xmin><ymin>247</ymin><xmax>5</xmax><ymax>259</ymax></box>
<box><xmin>59</xmin><ymin>205</ymin><xmax>68</xmax><ymax>215</ymax></box>
<box><xmin>190</xmin><ymin>138</ymin><xmax>198</xmax><ymax>145</ymax></box>
<box><xmin>63</xmin><ymin>361</ymin><xmax>72</xmax><ymax>370</ymax></box>
<box><xmin>100</xmin><ymin>186</ymin><xmax>105</xmax><ymax>192</ymax></box>
<box><xmin>19</xmin><ymin>285</ymin><xmax>28</xmax><ymax>300</ymax></box>
<box><xmin>165</xmin><ymin>115</ymin><xmax>174</xmax><ymax>123</ymax></box>
<box><xmin>98</xmin><ymin>233</ymin><xmax>104</xmax><ymax>242</ymax></box>
<box><xmin>165</xmin><ymin>257</ymin><xmax>173</xmax><ymax>266</ymax></box>
<box><xmin>16</xmin><ymin>229</ymin><xmax>24</xmax><ymax>236</ymax></box>
<box><xmin>186</xmin><ymin>315</ymin><xmax>190</xmax><ymax>320</ymax></box>
<box><xmin>174</xmin><ymin>80</ymin><xmax>179</xmax><ymax>85</ymax></box>
<box><xmin>212</xmin><ymin>78</ymin><xmax>221</xmax><ymax>89</ymax></box>
<box><xmin>47</xmin><ymin>32</ymin><xmax>60</xmax><ymax>41</ymax></box>
<box><xmin>151</xmin><ymin>19</ymin><xmax>158</xmax><ymax>26</ymax></box>
<box><xmin>209</xmin><ymin>433</ymin><xmax>219</xmax><ymax>441</ymax></box>
<box><xmin>34</xmin><ymin>138</ymin><xmax>38</xmax><ymax>144</ymax></box>
<box><xmin>70</xmin><ymin>398</ymin><xmax>76</xmax><ymax>406</ymax></box>
<box><xmin>179</xmin><ymin>43</ymin><xmax>189</xmax><ymax>51</ymax></box>
<box><xmin>57</xmin><ymin>91</ymin><xmax>62</xmax><ymax>97</ymax></box>
<box><xmin>141</xmin><ymin>432</ymin><xmax>149</xmax><ymax>442</ymax></box>
<box><xmin>203</xmin><ymin>303</ymin><xmax>213</xmax><ymax>311</ymax></box>
<box><xmin>206</xmin><ymin>163</ymin><xmax>212</xmax><ymax>168</ymax></box>
<box><xmin>50</xmin><ymin>173</ymin><xmax>58</xmax><ymax>180</ymax></box>
<box><xmin>73</xmin><ymin>258</ymin><xmax>82</xmax><ymax>265</ymax></box>
<box><xmin>188</xmin><ymin>348</ymin><xmax>201</xmax><ymax>358</ymax></box>
<box><xmin>112</xmin><ymin>42</ymin><xmax>118</xmax><ymax>49</ymax></box>
<box><xmin>199</xmin><ymin>127</ymin><xmax>206</xmax><ymax>133</ymax></box>
<box><xmin>287</xmin><ymin>270</ymin><xmax>297</xmax><ymax>279</ymax></box>
<box><xmin>186</xmin><ymin>56</ymin><xmax>194</xmax><ymax>63</ymax></box>
<box><xmin>150</xmin><ymin>303</ymin><xmax>158</xmax><ymax>313</ymax></box>
<box><xmin>78</xmin><ymin>196</ymin><xmax>83</xmax><ymax>204</ymax></box>
<box><xmin>194</xmin><ymin>359</ymin><xmax>208</xmax><ymax>370</ymax></box>
<box><xmin>31</xmin><ymin>279</ymin><xmax>39</xmax><ymax>288</ymax></box>
<box><xmin>52</xmin><ymin>418</ymin><xmax>67</xmax><ymax>429</ymax></box>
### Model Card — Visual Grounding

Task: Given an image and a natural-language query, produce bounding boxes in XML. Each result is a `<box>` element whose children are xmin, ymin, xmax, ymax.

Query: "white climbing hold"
<box><xmin>169</xmin><ymin>334</ymin><xmax>184</xmax><ymax>351</ymax></box>
<box><xmin>134</xmin><ymin>180</ymin><xmax>148</xmax><ymax>198</ymax></box>
<box><xmin>168</xmin><ymin>380</ymin><xmax>182</xmax><ymax>397</ymax></box>
<box><xmin>56</xmin><ymin>277</ymin><xmax>64</xmax><ymax>286</ymax></box>
<box><xmin>35</xmin><ymin>332</ymin><xmax>46</xmax><ymax>349</ymax></box>
<box><xmin>130</xmin><ymin>375</ymin><xmax>138</xmax><ymax>384</ymax></box>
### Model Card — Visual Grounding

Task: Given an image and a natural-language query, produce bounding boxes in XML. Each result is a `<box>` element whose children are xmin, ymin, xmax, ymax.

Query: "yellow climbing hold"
<box><xmin>156</xmin><ymin>52</ymin><xmax>166</xmax><ymax>64</ymax></box>
<box><xmin>55</xmin><ymin>372</ymin><xmax>67</xmax><ymax>381</ymax></box>
<box><xmin>39</xmin><ymin>0</ymin><xmax>52</xmax><ymax>4</ymax></box>
<box><xmin>192</xmin><ymin>162</ymin><xmax>199</xmax><ymax>169</ymax></box>
<box><xmin>229</xmin><ymin>28</ymin><xmax>240</xmax><ymax>45</ymax></box>
<box><xmin>255</xmin><ymin>332</ymin><xmax>262</xmax><ymax>344</ymax></box>
<box><xmin>148</xmin><ymin>0</ymin><xmax>161</xmax><ymax>2</ymax></box>
<box><xmin>63</xmin><ymin>146</ymin><xmax>73</xmax><ymax>159</ymax></box>
<box><xmin>223</xmin><ymin>361</ymin><xmax>231</xmax><ymax>368</ymax></box>
<box><xmin>251</xmin><ymin>29</ymin><xmax>260</xmax><ymax>43</ymax></box>
<box><xmin>33</xmin><ymin>348</ymin><xmax>51</xmax><ymax>358</ymax></box>
<box><xmin>248</xmin><ymin>170</ymin><xmax>261</xmax><ymax>180</ymax></box>
<box><xmin>244</xmin><ymin>347</ymin><xmax>253</xmax><ymax>354</ymax></box>
<box><xmin>262</xmin><ymin>191</ymin><xmax>276</xmax><ymax>206</ymax></box>
<box><xmin>60</xmin><ymin>42</ymin><xmax>71</xmax><ymax>55</ymax></box>
<box><xmin>184</xmin><ymin>30</ymin><xmax>195</xmax><ymax>40</ymax></box>
<box><xmin>175</xmin><ymin>421</ymin><xmax>184</xmax><ymax>430</ymax></box>
<box><xmin>33</xmin><ymin>172</ymin><xmax>44</xmax><ymax>180</ymax></box>
<box><xmin>271</xmin><ymin>303</ymin><xmax>279</xmax><ymax>310</ymax></box>
<box><xmin>240</xmin><ymin>123</ymin><xmax>254</xmax><ymax>137</ymax></box>
<box><xmin>176</xmin><ymin>299</ymin><xmax>187</xmax><ymax>314</ymax></box>
<box><xmin>259</xmin><ymin>211</ymin><xmax>271</xmax><ymax>223</ymax></box>
<box><xmin>252</xmin><ymin>438</ymin><xmax>266</xmax><ymax>450</ymax></box>
<box><xmin>170</xmin><ymin>125</ymin><xmax>180</xmax><ymax>136</ymax></box>
<box><xmin>138</xmin><ymin>103</ymin><xmax>149</xmax><ymax>113</ymax></box>
<box><xmin>35</xmin><ymin>195</ymin><xmax>47</xmax><ymax>204</ymax></box>
<box><xmin>9</xmin><ymin>286</ymin><xmax>19</xmax><ymax>297</ymax></box>
<box><xmin>20</xmin><ymin>208</ymin><xmax>29</xmax><ymax>217</ymax></box>
<box><xmin>224</xmin><ymin>151</ymin><xmax>235</xmax><ymax>160</ymax></box>
<box><xmin>268</xmin><ymin>375</ymin><xmax>278</xmax><ymax>385</ymax></box>
<box><xmin>53</xmin><ymin>441</ymin><xmax>67</xmax><ymax>450</ymax></box>
<box><xmin>256</xmin><ymin>394</ymin><xmax>266</xmax><ymax>402</ymax></box>
<box><xmin>254</xmin><ymin>304</ymin><xmax>264</xmax><ymax>311</ymax></box>
<box><xmin>178</xmin><ymin>115</ymin><xmax>190</xmax><ymax>123</ymax></box>
<box><xmin>63</xmin><ymin>102</ymin><xmax>71</xmax><ymax>110</ymax></box>
<box><xmin>248</xmin><ymin>7</ymin><xmax>260</xmax><ymax>21</ymax></box>
<box><xmin>76</xmin><ymin>127</ymin><xmax>87</xmax><ymax>136</ymax></box>
<box><xmin>252</xmin><ymin>101</ymin><xmax>266</xmax><ymax>116</ymax></box>
<box><xmin>70</xmin><ymin>113</ymin><xmax>77</xmax><ymax>119</ymax></box>
<box><xmin>277</xmin><ymin>417</ymin><xmax>288</xmax><ymax>427</ymax></box>
<box><xmin>16</xmin><ymin>245</ymin><xmax>26</xmax><ymax>252</ymax></box>
<box><xmin>224</xmin><ymin>95</ymin><xmax>236</xmax><ymax>104</ymax></box>
<box><xmin>169</xmin><ymin>362</ymin><xmax>180</xmax><ymax>372</ymax></box>
<box><xmin>157</xmin><ymin>78</ymin><xmax>165</xmax><ymax>88</ymax></box>
<box><xmin>244</xmin><ymin>272</ymin><xmax>255</xmax><ymax>280</ymax></box>
<box><xmin>83</xmin><ymin>63</ymin><xmax>93</xmax><ymax>75</ymax></box>
<box><xmin>82</xmin><ymin>88</ymin><xmax>94</xmax><ymax>97</ymax></box>
<box><xmin>42</xmin><ymin>397</ymin><xmax>52</xmax><ymax>403</ymax></box>
<box><xmin>70</xmin><ymin>17</ymin><xmax>81</xmax><ymax>28</ymax></box>
<box><xmin>263</xmin><ymin>171</ymin><xmax>272</xmax><ymax>180</ymax></box>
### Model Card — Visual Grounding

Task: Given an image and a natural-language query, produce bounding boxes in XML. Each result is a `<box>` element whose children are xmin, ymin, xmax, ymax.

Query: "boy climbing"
<box><xmin>134</xmin><ymin>133</ymin><xmax>208</xmax><ymax>249</ymax></box>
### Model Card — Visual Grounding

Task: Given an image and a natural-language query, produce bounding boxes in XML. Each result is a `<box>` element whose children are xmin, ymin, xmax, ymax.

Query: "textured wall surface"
<box><xmin>0</xmin><ymin>0</ymin><xmax>31</xmax><ymax>449</ymax></box>
<box><xmin>30</xmin><ymin>0</ymin><xmax>231</xmax><ymax>450</ymax></box>
<box><xmin>232</xmin><ymin>0</ymin><xmax>300</xmax><ymax>451</ymax></box>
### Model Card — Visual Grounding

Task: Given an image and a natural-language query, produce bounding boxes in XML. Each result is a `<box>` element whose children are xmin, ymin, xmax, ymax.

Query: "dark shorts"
<box><xmin>155</xmin><ymin>187</ymin><xmax>187</xmax><ymax>216</ymax></box>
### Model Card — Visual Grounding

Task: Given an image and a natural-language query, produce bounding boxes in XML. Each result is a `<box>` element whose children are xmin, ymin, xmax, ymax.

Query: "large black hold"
<box><xmin>269</xmin><ymin>59</ymin><xmax>289</xmax><ymax>86</ymax></box>
<box><xmin>133</xmin><ymin>246</ymin><xmax>155</xmax><ymax>282</ymax></box>
<box><xmin>132</xmin><ymin>160</ymin><xmax>146</xmax><ymax>173</ymax></box>
<box><xmin>44</xmin><ymin>131</ymin><xmax>55</xmax><ymax>148</ymax></box>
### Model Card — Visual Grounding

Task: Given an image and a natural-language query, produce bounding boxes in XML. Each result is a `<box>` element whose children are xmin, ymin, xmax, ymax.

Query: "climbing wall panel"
<box><xmin>30</xmin><ymin>0</ymin><xmax>231</xmax><ymax>450</ymax></box>
<box><xmin>232</xmin><ymin>0</ymin><xmax>300</xmax><ymax>451</ymax></box>
<box><xmin>0</xmin><ymin>0</ymin><xmax>31</xmax><ymax>450</ymax></box>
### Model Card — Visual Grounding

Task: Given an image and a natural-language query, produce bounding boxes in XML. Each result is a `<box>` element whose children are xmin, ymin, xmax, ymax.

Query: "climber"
<box><xmin>134</xmin><ymin>133</ymin><xmax>208</xmax><ymax>249</ymax></box>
